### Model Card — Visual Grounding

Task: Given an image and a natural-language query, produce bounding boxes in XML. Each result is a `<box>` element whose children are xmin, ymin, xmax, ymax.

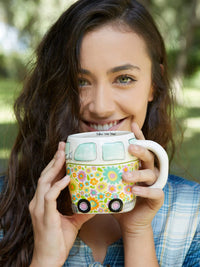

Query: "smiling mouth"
<box><xmin>84</xmin><ymin>119</ymin><xmax>125</xmax><ymax>131</ymax></box>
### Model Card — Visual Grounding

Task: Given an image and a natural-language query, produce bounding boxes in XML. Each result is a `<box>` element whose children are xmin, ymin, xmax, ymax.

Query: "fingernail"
<box><xmin>55</xmin><ymin>150</ymin><xmax>62</xmax><ymax>159</ymax></box>
<box><xmin>132</xmin><ymin>186</ymin><xmax>141</xmax><ymax>195</ymax></box>
<box><xmin>63</xmin><ymin>175</ymin><xmax>70</xmax><ymax>183</ymax></box>
<box><xmin>58</xmin><ymin>142</ymin><xmax>63</xmax><ymax>150</ymax></box>
<box><xmin>131</xmin><ymin>145</ymin><xmax>140</xmax><ymax>152</ymax></box>
<box><xmin>123</xmin><ymin>172</ymin><xmax>132</xmax><ymax>180</ymax></box>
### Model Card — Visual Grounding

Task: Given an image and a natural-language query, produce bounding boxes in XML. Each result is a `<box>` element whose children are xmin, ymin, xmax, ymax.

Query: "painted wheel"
<box><xmin>108</xmin><ymin>199</ymin><xmax>123</xmax><ymax>212</ymax></box>
<box><xmin>77</xmin><ymin>199</ymin><xmax>91</xmax><ymax>213</ymax></box>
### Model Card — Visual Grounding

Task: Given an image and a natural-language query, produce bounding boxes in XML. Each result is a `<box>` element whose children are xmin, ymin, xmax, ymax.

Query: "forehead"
<box><xmin>80</xmin><ymin>24</ymin><xmax>152</xmax><ymax>70</ymax></box>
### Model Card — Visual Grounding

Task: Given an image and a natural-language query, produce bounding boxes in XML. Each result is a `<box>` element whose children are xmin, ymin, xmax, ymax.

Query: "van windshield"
<box><xmin>102</xmin><ymin>142</ymin><xmax>125</xmax><ymax>161</ymax></box>
<box><xmin>74</xmin><ymin>143</ymin><xmax>96</xmax><ymax>161</ymax></box>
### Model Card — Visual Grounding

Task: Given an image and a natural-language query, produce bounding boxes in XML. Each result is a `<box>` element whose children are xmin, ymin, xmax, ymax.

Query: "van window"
<box><xmin>74</xmin><ymin>143</ymin><xmax>96</xmax><ymax>161</ymax></box>
<box><xmin>102</xmin><ymin>142</ymin><xmax>125</xmax><ymax>161</ymax></box>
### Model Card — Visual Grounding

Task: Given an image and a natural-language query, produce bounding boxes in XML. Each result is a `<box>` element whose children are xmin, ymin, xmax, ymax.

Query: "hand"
<box><xmin>29</xmin><ymin>142</ymin><xmax>94</xmax><ymax>267</ymax></box>
<box><xmin>115</xmin><ymin>122</ymin><xmax>164</xmax><ymax>236</ymax></box>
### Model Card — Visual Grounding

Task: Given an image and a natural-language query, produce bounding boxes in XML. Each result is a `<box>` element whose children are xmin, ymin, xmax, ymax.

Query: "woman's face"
<box><xmin>78</xmin><ymin>24</ymin><xmax>154</xmax><ymax>132</ymax></box>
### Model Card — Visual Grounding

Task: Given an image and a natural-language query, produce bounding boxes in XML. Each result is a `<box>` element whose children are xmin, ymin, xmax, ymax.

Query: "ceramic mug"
<box><xmin>65</xmin><ymin>131</ymin><xmax>168</xmax><ymax>214</ymax></box>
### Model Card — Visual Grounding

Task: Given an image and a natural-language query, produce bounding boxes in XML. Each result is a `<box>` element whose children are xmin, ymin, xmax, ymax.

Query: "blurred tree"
<box><xmin>139</xmin><ymin>0</ymin><xmax>200</xmax><ymax>102</ymax></box>
<box><xmin>0</xmin><ymin>0</ymin><xmax>77</xmax><ymax>49</ymax></box>
<box><xmin>174</xmin><ymin>0</ymin><xmax>200</xmax><ymax>80</ymax></box>
<box><xmin>0</xmin><ymin>0</ymin><xmax>199</xmax><ymax>84</ymax></box>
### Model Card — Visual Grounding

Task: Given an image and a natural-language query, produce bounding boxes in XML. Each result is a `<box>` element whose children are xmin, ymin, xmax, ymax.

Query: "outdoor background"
<box><xmin>0</xmin><ymin>0</ymin><xmax>199</xmax><ymax>183</ymax></box>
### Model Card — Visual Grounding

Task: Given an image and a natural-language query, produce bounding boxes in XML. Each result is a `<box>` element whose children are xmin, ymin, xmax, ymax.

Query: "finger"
<box><xmin>35</xmin><ymin>150</ymin><xmax>65</xmax><ymax>201</ymax></box>
<box><xmin>29</xmin><ymin>142</ymin><xmax>67</xmax><ymax>219</ymax></box>
<box><xmin>133</xmin><ymin>187</ymin><xmax>165</xmax><ymax>214</ymax></box>
<box><xmin>44</xmin><ymin>175</ymin><xmax>70</xmax><ymax>223</ymax></box>
<box><xmin>41</xmin><ymin>142</ymin><xmax>66</xmax><ymax>176</ymax></box>
<box><xmin>122</xmin><ymin>169</ymin><xmax>156</xmax><ymax>186</ymax></box>
<box><xmin>131</xmin><ymin>122</ymin><xmax>145</xmax><ymax>140</ymax></box>
<box><xmin>132</xmin><ymin>186</ymin><xmax>164</xmax><ymax>205</ymax></box>
<box><xmin>34</xmin><ymin>150</ymin><xmax>65</xmax><ymax>213</ymax></box>
<box><xmin>128</xmin><ymin>144</ymin><xmax>154</xmax><ymax>170</ymax></box>
<box><xmin>58</xmin><ymin>141</ymin><xmax>66</xmax><ymax>151</ymax></box>
<box><xmin>40</xmin><ymin>150</ymin><xmax>66</xmax><ymax>184</ymax></box>
<box><xmin>41</xmin><ymin>158</ymin><xmax>56</xmax><ymax>177</ymax></box>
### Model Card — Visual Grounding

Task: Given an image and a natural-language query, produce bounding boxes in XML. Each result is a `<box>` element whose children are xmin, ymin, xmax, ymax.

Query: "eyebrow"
<box><xmin>107</xmin><ymin>64</ymin><xmax>141</xmax><ymax>74</ymax></box>
<box><xmin>79</xmin><ymin>64</ymin><xmax>140</xmax><ymax>76</ymax></box>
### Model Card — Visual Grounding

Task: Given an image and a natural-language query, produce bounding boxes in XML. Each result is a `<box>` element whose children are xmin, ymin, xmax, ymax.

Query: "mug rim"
<box><xmin>68</xmin><ymin>131</ymin><xmax>134</xmax><ymax>140</ymax></box>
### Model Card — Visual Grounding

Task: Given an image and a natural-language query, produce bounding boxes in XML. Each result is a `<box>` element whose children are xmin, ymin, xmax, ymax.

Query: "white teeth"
<box><xmin>97</xmin><ymin>125</ymin><xmax>102</xmax><ymax>130</ymax></box>
<box><xmin>103</xmin><ymin>125</ymin><xmax>108</xmax><ymax>130</ymax></box>
<box><xmin>90</xmin><ymin>121</ymin><xmax>119</xmax><ymax>130</ymax></box>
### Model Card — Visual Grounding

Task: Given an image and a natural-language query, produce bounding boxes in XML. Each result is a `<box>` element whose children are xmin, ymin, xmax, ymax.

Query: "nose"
<box><xmin>88</xmin><ymin>83</ymin><xmax>115</xmax><ymax>118</ymax></box>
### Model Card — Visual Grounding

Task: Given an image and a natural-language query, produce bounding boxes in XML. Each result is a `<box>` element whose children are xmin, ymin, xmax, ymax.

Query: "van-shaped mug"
<box><xmin>66</xmin><ymin>131</ymin><xmax>168</xmax><ymax>214</ymax></box>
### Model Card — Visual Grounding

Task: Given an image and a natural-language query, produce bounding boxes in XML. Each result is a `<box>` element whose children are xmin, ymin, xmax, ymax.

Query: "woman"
<box><xmin>0</xmin><ymin>0</ymin><xmax>199</xmax><ymax>266</ymax></box>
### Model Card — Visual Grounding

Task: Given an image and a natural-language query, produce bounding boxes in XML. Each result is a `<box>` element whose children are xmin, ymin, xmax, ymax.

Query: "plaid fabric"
<box><xmin>64</xmin><ymin>237</ymin><xmax>124</xmax><ymax>267</ymax></box>
<box><xmin>65</xmin><ymin>175</ymin><xmax>200</xmax><ymax>267</ymax></box>
<box><xmin>0</xmin><ymin>175</ymin><xmax>200</xmax><ymax>266</ymax></box>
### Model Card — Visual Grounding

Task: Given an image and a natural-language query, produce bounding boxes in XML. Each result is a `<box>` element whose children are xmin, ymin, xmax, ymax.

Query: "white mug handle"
<box><xmin>132</xmin><ymin>140</ymin><xmax>169</xmax><ymax>189</ymax></box>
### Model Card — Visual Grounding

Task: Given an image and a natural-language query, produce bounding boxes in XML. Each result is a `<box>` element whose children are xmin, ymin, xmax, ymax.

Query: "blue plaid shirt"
<box><xmin>1</xmin><ymin>175</ymin><xmax>200</xmax><ymax>266</ymax></box>
<box><xmin>65</xmin><ymin>175</ymin><xmax>200</xmax><ymax>267</ymax></box>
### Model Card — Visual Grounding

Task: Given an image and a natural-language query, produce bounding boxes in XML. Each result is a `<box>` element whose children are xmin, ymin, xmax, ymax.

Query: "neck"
<box><xmin>78</xmin><ymin>214</ymin><xmax>121</xmax><ymax>263</ymax></box>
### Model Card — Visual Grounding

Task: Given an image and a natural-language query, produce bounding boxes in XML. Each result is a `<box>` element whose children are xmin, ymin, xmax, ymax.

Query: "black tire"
<box><xmin>108</xmin><ymin>198</ymin><xmax>123</xmax><ymax>212</ymax></box>
<box><xmin>77</xmin><ymin>199</ymin><xmax>91</xmax><ymax>213</ymax></box>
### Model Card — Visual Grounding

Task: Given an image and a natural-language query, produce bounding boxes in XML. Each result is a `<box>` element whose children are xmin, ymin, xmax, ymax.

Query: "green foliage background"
<box><xmin>0</xmin><ymin>0</ymin><xmax>199</xmax><ymax>182</ymax></box>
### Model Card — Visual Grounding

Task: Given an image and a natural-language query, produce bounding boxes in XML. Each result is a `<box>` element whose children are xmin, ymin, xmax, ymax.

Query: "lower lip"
<box><xmin>83</xmin><ymin>119</ymin><xmax>125</xmax><ymax>132</ymax></box>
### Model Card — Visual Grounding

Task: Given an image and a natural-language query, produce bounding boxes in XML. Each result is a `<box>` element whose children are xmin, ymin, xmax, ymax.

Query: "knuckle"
<box><xmin>44</xmin><ymin>191</ymin><xmax>52</xmax><ymax>202</ymax></box>
<box><xmin>139</xmin><ymin>146</ymin><xmax>147</xmax><ymax>158</ymax></box>
<box><xmin>40</xmin><ymin>168</ymin><xmax>46</xmax><ymax>176</ymax></box>
<box><xmin>53</xmin><ymin>180</ymin><xmax>64</xmax><ymax>191</ymax></box>
<box><xmin>149</xmin><ymin>169</ymin><xmax>156</xmax><ymax>181</ymax></box>
<box><xmin>37</xmin><ymin>176</ymin><xmax>45</xmax><ymax>186</ymax></box>
<box><xmin>137</xmin><ymin>170</ymin><xmax>143</xmax><ymax>181</ymax></box>
<box><xmin>29</xmin><ymin>206</ymin><xmax>41</xmax><ymax>221</ymax></box>
<box><xmin>50</xmin><ymin>161</ymin><xmax>62</xmax><ymax>176</ymax></box>
<box><xmin>29</xmin><ymin>200</ymin><xmax>34</xmax><ymax>213</ymax></box>
<box><xmin>33</xmin><ymin>208</ymin><xmax>43</xmax><ymax>219</ymax></box>
<box><xmin>145</xmin><ymin>149</ymin><xmax>154</xmax><ymax>162</ymax></box>
<box><xmin>51</xmin><ymin>164</ymin><xmax>59</xmax><ymax>174</ymax></box>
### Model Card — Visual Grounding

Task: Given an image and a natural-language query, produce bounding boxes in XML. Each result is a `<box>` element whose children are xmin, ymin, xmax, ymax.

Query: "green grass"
<box><xmin>0</xmin><ymin>78</ymin><xmax>199</xmax><ymax>183</ymax></box>
<box><xmin>0</xmin><ymin>79</ymin><xmax>20</xmax><ymax>174</ymax></box>
<box><xmin>170</xmin><ymin>87</ymin><xmax>200</xmax><ymax>182</ymax></box>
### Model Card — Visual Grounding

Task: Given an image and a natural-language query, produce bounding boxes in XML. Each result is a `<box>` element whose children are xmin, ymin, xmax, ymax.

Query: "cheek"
<box><xmin>120</xmin><ymin>96</ymin><xmax>149</xmax><ymax>128</ymax></box>
<box><xmin>79</xmin><ymin>90</ymin><xmax>90</xmax><ymax>113</ymax></box>
<box><xmin>120</xmin><ymin>92</ymin><xmax>149</xmax><ymax>114</ymax></box>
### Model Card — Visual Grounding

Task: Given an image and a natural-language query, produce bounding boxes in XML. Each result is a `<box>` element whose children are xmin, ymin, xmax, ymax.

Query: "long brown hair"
<box><xmin>0</xmin><ymin>0</ymin><xmax>175</xmax><ymax>265</ymax></box>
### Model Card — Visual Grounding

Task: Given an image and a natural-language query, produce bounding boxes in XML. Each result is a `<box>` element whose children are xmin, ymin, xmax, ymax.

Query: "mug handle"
<box><xmin>132</xmin><ymin>140</ymin><xmax>169</xmax><ymax>189</ymax></box>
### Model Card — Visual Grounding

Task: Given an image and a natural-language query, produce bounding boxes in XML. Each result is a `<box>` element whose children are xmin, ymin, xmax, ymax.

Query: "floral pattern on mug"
<box><xmin>67</xmin><ymin>160</ymin><xmax>139</xmax><ymax>213</ymax></box>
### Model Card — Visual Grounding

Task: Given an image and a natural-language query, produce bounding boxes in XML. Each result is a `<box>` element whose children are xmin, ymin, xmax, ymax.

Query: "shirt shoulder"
<box><xmin>153</xmin><ymin>174</ymin><xmax>200</xmax><ymax>266</ymax></box>
<box><xmin>165</xmin><ymin>174</ymin><xmax>200</xmax><ymax>204</ymax></box>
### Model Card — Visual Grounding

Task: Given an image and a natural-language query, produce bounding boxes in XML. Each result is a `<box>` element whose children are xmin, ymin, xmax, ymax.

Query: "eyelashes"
<box><xmin>78</xmin><ymin>74</ymin><xmax>137</xmax><ymax>88</ymax></box>
<box><xmin>114</xmin><ymin>75</ymin><xmax>136</xmax><ymax>85</ymax></box>
<box><xmin>78</xmin><ymin>78</ymin><xmax>90</xmax><ymax>87</ymax></box>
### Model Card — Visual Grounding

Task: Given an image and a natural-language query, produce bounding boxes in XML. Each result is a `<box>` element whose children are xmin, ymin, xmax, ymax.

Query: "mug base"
<box><xmin>71</xmin><ymin>199</ymin><xmax>136</xmax><ymax>214</ymax></box>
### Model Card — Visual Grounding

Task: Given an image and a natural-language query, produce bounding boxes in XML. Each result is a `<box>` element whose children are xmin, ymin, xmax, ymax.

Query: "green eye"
<box><xmin>78</xmin><ymin>78</ymin><xmax>88</xmax><ymax>87</ymax></box>
<box><xmin>116</xmin><ymin>75</ymin><xmax>135</xmax><ymax>85</ymax></box>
